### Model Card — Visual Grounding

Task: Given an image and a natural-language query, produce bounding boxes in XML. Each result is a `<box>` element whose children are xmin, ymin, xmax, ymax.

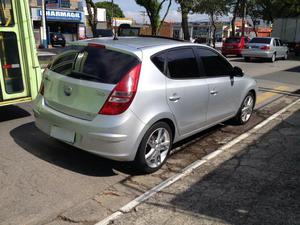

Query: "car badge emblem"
<box><xmin>64</xmin><ymin>85</ymin><xmax>72</xmax><ymax>96</ymax></box>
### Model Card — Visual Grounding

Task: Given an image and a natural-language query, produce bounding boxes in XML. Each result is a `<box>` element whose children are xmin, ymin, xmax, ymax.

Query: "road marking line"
<box><xmin>256</xmin><ymin>85</ymin><xmax>289</xmax><ymax>105</ymax></box>
<box><xmin>94</xmin><ymin>98</ymin><xmax>300</xmax><ymax>225</ymax></box>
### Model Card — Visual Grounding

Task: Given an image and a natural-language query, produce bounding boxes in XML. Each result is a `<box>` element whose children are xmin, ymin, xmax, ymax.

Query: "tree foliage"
<box><xmin>95</xmin><ymin>1</ymin><xmax>125</xmax><ymax>23</ymax></box>
<box><xmin>135</xmin><ymin>0</ymin><xmax>172</xmax><ymax>36</ymax></box>
<box><xmin>194</xmin><ymin>0</ymin><xmax>229</xmax><ymax>47</ymax></box>
<box><xmin>255</xmin><ymin>0</ymin><xmax>300</xmax><ymax>22</ymax></box>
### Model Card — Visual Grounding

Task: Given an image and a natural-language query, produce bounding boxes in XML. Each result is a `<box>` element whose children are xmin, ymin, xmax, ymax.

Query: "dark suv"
<box><xmin>50</xmin><ymin>33</ymin><xmax>66</xmax><ymax>47</ymax></box>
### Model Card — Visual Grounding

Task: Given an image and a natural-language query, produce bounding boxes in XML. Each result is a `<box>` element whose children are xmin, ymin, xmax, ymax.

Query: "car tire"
<box><xmin>244</xmin><ymin>57</ymin><xmax>250</xmax><ymax>62</ymax></box>
<box><xmin>134</xmin><ymin>122</ymin><xmax>173</xmax><ymax>174</ymax></box>
<box><xmin>283</xmin><ymin>52</ymin><xmax>288</xmax><ymax>60</ymax></box>
<box><xmin>232</xmin><ymin>92</ymin><xmax>255</xmax><ymax>125</ymax></box>
<box><xmin>270</xmin><ymin>53</ymin><xmax>276</xmax><ymax>63</ymax></box>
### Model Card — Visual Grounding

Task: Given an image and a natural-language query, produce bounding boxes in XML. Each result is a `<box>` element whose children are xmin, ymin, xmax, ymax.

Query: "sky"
<box><xmin>95</xmin><ymin>0</ymin><xmax>211</xmax><ymax>23</ymax></box>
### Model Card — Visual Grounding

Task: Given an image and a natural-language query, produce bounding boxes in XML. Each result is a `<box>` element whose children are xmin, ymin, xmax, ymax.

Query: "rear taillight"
<box><xmin>260</xmin><ymin>46</ymin><xmax>270</xmax><ymax>51</ymax></box>
<box><xmin>99</xmin><ymin>63</ymin><xmax>142</xmax><ymax>115</ymax></box>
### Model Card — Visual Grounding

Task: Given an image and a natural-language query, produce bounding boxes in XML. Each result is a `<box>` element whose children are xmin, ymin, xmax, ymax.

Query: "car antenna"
<box><xmin>112</xmin><ymin>0</ymin><xmax>118</xmax><ymax>40</ymax></box>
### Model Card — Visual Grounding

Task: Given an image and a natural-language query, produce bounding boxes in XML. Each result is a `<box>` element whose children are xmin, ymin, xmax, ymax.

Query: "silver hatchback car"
<box><xmin>242</xmin><ymin>37</ymin><xmax>289</xmax><ymax>62</ymax></box>
<box><xmin>34</xmin><ymin>37</ymin><xmax>257</xmax><ymax>173</ymax></box>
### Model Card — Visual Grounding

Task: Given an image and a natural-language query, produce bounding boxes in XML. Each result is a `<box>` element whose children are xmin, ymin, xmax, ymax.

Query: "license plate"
<box><xmin>58</xmin><ymin>38</ymin><xmax>63</xmax><ymax>40</ymax></box>
<box><xmin>227</xmin><ymin>46</ymin><xmax>233</xmax><ymax>49</ymax></box>
<box><xmin>50</xmin><ymin>126</ymin><xmax>75</xmax><ymax>143</ymax></box>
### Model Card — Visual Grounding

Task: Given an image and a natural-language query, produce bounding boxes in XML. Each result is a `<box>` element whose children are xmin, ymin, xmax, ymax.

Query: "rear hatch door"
<box><xmin>43</xmin><ymin>44</ymin><xmax>140</xmax><ymax>120</ymax></box>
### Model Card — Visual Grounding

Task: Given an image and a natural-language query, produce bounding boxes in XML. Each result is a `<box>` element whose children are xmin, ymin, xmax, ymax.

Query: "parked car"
<box><xmin>242</xmin><ymin>37</ymin><xmax>289</xmax><ymax>62</ymax></box>
<box><xmin>33</xmin><ymin>37</ymin><xmax>257</xmax><ymax>173</ymax></box>
<box><xmin>222</xmin><ymin>36</ymin><xmax>250</xmax><ymax>57</ymax></box>
<box><xmin>50</xmin><ymin>33</ymin><xmax>66</xmax><ymax>47</ymax></box>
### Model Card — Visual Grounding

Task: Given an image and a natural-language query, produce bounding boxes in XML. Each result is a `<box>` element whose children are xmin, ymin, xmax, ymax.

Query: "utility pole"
<box><xmin>41</xmin><ymin>0</ymin><xmax>48</xmax><ymax>48</ymax></box>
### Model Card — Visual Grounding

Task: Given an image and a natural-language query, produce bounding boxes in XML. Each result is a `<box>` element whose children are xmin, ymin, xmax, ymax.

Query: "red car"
<box><xmin>222</xmin><ymin>36</ymin><xmax>250</xmax><ymax>57</ymax></box>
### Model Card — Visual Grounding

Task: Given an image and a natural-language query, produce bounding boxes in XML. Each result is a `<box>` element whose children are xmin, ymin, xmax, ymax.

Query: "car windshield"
<box><xmin>250</xmin><ymin>38</ymin><xmax>271</xmax><ymax>44</ymax></box>
<box><xmin>225</xmin><ymin>37</ymin><xmax>241</xmax><ymax>43</ymax></box>
<box><xmin>49</xmin><ymin>45</ymin><xmax>140</xmax><ymax>84</ymax></box>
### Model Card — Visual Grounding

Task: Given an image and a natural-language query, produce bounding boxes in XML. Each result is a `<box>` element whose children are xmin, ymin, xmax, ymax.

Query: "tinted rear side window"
<box><xmin>225</xmin><ymin>37</ymin><xmax>241</xmax><ymax>43</ymax></box>
<box><xmin>152</xmin><ymin>54</ymin><xmax>166</xmax><ymax>74</ymax></box>
<box><xmin>250</xmin><ymin>38</ymin><xmax>271</xmax><ymax>44</ymax></box>
<box><xmin>167</xmin><ymin>48</ymin><xmax>200</xmax><ymax>79</ymax></box>
<box><xmin>196</xmin><ymin>48</ymin><xmax>233</xmax><ymax>77</ymax></box>
<box><xmin>50</xmin><ymin>45</ymin><xmax>140</xmax><ymax>84</ymax></box>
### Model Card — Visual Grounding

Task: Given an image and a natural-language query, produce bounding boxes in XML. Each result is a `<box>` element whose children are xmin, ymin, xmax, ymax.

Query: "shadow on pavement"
<box><xmin>0</xmin><ymin>105</ymin><xmax>31</xmax><ymax>122</ymax></box>
<box><xmin>10</xmin><ymin>122</ymin><xmax>137</xmax><ymax>177</ymax></box>
<box><xmin>286</xmin><ymin>65</ymin><xmax>300</xmax><ymax>73</ymax></box>
<box><xmin>152</xmin><ymin>109</ymin><xmax>300</xmax><ymax>225</ymax></box>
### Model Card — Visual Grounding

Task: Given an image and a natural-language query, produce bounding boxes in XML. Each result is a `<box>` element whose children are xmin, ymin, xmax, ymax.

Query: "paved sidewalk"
<box><xmin>111</xmin><ymin>101</ymin><xmax>300</xmax><ymax>225</ymax></box>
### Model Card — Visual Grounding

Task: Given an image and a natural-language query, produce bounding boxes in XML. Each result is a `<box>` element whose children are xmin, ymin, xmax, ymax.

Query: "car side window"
<box><xmin>196</xmin><ymin>48</ymin><xmax>233</xmax><ymax>77</ymax></box>
<box><xmin>166</xmin><ymin>48</ymin><xmax>200</xmax><ymax>79</ymax></box>
<box><xmin>151</xmin><ymin>53</ymin><xmax>166</xmax><ymax>75</ymax></box>
<box><xmin>279</xmin><ymin>40</ymin><xmax>283</xmax><ymax>46</ymax></box>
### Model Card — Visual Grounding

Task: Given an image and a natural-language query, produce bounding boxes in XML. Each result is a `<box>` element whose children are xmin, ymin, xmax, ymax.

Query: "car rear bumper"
<box><xmin>242</xmin><ymin>50</ymin><xmax>274</xmax><ymax>58</ymax></box>
<box><xmin>222</xmin><ymin>48</ymin><xmax>242</xmax><ymax>55</ymax></box>
<box><xmin>33</xmin><ymin>95</ymin><xmax>147</xmax><ymax>161</ymax></box>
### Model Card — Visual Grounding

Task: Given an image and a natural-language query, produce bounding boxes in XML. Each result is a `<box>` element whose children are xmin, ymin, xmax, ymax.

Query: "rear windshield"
<box><xmin>250</xmin><ymin>38</ymin><xmax>271</xmax><ymax>44</ymax></box>
<box><xmin>225</xmin><ymin>37</ymin><xmax>241</xmax><ymax>43</ymax></box>
<box><xmin>49</xmin><ymin>45</ymin><xmax>140</xmax><ymax>84</ymax></box>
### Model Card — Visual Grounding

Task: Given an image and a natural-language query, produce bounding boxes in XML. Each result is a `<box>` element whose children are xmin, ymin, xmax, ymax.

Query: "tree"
<box><xmin>176</xmin><ymin>0</ymin><xmax>195</xmax><ymax>40</ymax></box>
<box><xmin>194</xmin><ymin>0</ymin><xmax>228</xmax><ymax>48</ymax></box>
<box><xmin>85</xmin><ymin>0</ymin><xmax>98</xmax><ymax>37</ymax></box>
<box><xmin>135</xmin><ymin>0</ymin><xmax>172</xmax><ymax>36</ymax></box>
<box><xmin>229</xmin><ymin>0</ymin><xmax>241</xmax><ymax>36</ymax></box>
<box><xmin>95</xmin><ymin>1</ymin><xmax>125</xmax><ymax>24</ymax></box>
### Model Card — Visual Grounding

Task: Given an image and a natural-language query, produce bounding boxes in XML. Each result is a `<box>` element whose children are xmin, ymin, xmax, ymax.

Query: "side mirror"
<box><xmin>232</xmin><ymin>66</ymin><xmax>244</xmax><ymax>77</ymax></box>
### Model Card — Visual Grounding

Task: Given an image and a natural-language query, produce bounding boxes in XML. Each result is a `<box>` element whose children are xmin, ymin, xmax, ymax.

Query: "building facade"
<box><xmin>29</xmin><ymin>0</ymin><xmax>85</xmax><ymax>45</ymax></box>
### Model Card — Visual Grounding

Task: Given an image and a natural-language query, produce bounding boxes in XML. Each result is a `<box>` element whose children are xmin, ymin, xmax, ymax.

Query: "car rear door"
<box><xmin>43</xmin><ymin>44</ymin><xmax>141</xmax><ymax>120</ymax></box>
<box><xmin>195</xmin><ymin>47</ymin><xmax>243</xmax><ymax>124</ymax></box>
<box><xmin>165</xmin><ymin>47</ymin><xmax>209</xmax><ymax>136</ymax></box>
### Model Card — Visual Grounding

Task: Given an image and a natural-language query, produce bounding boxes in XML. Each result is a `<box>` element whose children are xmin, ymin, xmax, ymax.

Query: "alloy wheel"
<box><xmin>241</xmin><ymin>95</ymin><xmax>254</xmax><ymax>123</ymax></box>
<box><xmin>145</xmin><ymin>128</ymin><xmax>171</xmax><ymax>169</ymax></box>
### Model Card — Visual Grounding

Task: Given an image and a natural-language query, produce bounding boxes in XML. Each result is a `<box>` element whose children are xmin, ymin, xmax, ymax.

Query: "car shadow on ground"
<box><xmin>286</xmin><ymin>65</ymin><xmax>300</xmax><ymax>73</ymax></box>
<box><xmin>0</xmin><ymin>105</ymin><xmax>31</xmax><ymax>122</ymax></box>
<box><xmin>146</xmin><ymin>109</ymin><xmax>300</xmax><ymax>225</ymax></box>
<box><xmin>10</xmin><ymin>122</ymin><xmax>138</xmax><ymax>177</ymax></box>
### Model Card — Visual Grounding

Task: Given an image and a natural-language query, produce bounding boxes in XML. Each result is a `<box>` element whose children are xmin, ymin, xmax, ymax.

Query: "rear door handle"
<box><xmin>210</xmin><ymin>90</ymin><xmax>218</xmax><ymax>95</ymax></box>
<box><xmin>169</xmin><ymin>96</ymin><xmax>181</xmax><ymax>101</ymax></box>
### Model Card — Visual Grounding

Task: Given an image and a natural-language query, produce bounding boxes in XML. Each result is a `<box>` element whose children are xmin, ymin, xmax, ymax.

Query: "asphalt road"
<box><xmin>0</xmin><ymin>56</ymin><xmax>299</xmax><ymax>225</ymax></box>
